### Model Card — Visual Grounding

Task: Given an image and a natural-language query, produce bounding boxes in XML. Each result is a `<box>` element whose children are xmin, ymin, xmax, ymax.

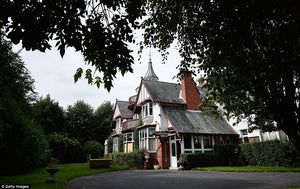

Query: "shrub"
<box><xmin>180</xmin><ymin>152</ymin><xmax>220</xmax><ymax>170</ymax></box>
<box><xmin>112</xmin><ymin>149</ymin><xmax>145</xmax><ymax>169</ymax></box>
<box><xmin>240</xmin><ymin>140</ymin><xmax>298</xmax><ymax>167</ymax></box>
<box><xmin>83</xmin><ymin>140</ymin><xmax>104</xmax><ymax>159</ymax></box>
<box><xmin>214</xmin><ymin>144</ymin><xmax>240</xmax><ymax>166</ymax></box>
<box><xmin>133</xmin><ymin>129</ymin><xmax>139</xmax><ymax>151</ymax></box>
<box><xmin>0</xmin><ymin>99</ymin><xmax>51</xmax><ymax>175</ymax></box>
<box><xmin>48</xmin><ymin>132</ymin><xmax>84</xmax><ymax>163</ymax></box>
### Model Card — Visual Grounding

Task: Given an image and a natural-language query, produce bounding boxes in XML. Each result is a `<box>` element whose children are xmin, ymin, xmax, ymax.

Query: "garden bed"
<box><xmin>89</xmin><ymin>159</ymin><xmax>112</xmax><ymax>169</ymax></box>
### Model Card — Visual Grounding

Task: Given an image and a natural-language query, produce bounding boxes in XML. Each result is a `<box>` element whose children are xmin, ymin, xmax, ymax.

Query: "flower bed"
<box><xmin>89</xmin><ymin>159</ymin><xmax>112</xmax><ymax>169</ymax></box>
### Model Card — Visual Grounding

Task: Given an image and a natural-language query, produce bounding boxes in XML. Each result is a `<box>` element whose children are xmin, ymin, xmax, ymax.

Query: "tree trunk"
<box><xmin>282</xmin><ymin>124</ymin><xmax>300</xmax><ymax>152</ymax></box>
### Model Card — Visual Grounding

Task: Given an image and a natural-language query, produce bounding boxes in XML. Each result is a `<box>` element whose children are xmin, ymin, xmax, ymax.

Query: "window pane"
<box><xmin>127</xmin><ymin>143</ymin><xmax>133</xmax><ymax>153</ymax></box>
<box><xmin>203</xmin><ymin>136</ymin><xmax>212</xmax><ymax>148</ymax></box>
<box><xmin>172</xmin><ymin>143</ymin><xmax>176</xmax><ymax>156</ymax></box>
<box><xmin>149</xmin><ymin>138</ymin><xmax>156</xmax><ymax>151</ymax></box>
<box><xmin>184</xmin><ymin>135</ymin><xmax>192</xmax><ymax>149</ymax></box>
<box><xmin>194</xmin><ymin>135</ymin><xmax>201</xmax><ymax>149</ymax></box>
<box><xmin>127</xmin><ymin>133</ymin><xmax>132</xmax><ymax>141</ymax></box>
<box><xmin>149</xmin><ymin>103</ymin><xmax>153</xmax><ymax>115</ymax></box>
<box><xmin>148</xmin><ymin>128</ymin><xmax>155</xmax><ymax>137</ymax></box>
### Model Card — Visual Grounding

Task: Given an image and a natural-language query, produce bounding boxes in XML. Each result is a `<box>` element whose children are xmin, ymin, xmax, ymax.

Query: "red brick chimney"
<box><xmin>181</xmin><ymin>71</ymin><xmax>201</xmax><ymax>110</ymax></box>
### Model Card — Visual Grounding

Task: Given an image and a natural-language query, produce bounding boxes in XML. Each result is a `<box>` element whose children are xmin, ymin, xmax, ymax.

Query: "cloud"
<box><xmin>13</xmin><ymin>40</ymin><xmax>184</xmax><ymax>110</ymax></box>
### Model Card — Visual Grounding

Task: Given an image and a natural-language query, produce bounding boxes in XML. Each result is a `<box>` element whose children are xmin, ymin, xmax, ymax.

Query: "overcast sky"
<box><xmin>12</xmin><ymin>32</ymin><xmax>190</xmax><ymax>110</ymax></box>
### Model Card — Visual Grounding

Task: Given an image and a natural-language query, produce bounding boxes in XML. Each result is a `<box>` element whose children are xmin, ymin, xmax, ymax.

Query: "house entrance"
<box><xmin>169</xmin><ymin>136</ymin><xmax>177</xmax><ymax>168</ymax></box>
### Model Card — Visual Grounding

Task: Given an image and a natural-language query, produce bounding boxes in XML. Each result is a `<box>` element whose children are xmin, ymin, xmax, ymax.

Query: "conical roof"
<box><xmin>144</xmin><ymin>58</ymin><xmax>159</xmax><ymax>81</ymax></box>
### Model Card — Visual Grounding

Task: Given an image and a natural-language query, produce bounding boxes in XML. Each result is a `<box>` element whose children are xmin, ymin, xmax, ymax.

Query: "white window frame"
<box><xmin>123</xmin><ymin>133</ymin><xmax>133</xmax><ymax>153</ymax></box>
<box><xmin>182</xmin><ymin>135</ymin><xmax>214</xmax><ymax>153</ymax></box>
<box><xmin>113</xmin><ymin>137</ymin><xmax>118</xmax><ymax>153</ymax></box>
<box><xmin>141</xmin><ymin>102</ymin><xmax>153</xmax><ymax>118</ymax></box>
<box><xmin>139</xmin><ymin>127</ymin><xmax>156</xmax><ymax>152</ymax></box>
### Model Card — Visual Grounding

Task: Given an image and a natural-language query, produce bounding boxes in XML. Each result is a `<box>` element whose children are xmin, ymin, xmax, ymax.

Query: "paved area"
<box><xmin>66</xmin><ymin>170</ymin><xmax>300</xmax><ymax>189</ymax></box>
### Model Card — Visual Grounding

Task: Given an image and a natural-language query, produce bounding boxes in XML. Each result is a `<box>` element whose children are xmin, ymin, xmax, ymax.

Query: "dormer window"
<box><xmin>142</xmin><ymin>102</ymin><xmax>153</xmax><ymax>118</ymax></box>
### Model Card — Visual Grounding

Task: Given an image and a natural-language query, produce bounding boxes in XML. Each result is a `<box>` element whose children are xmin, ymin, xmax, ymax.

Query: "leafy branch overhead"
<box><xmin>0</xmin><ymin>0</ymin><xmax>146</xmax><ymax>91</ymax></box>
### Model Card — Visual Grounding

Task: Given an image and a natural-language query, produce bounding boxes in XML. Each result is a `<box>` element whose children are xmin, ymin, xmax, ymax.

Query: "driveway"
<box><xmin>66</xmin><ymin>170</ymin><xmax>300</xmax><ymax>189</ymax></box>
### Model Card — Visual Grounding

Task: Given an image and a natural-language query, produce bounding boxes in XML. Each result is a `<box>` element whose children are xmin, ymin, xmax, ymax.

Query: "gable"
<box><xmin>137</xmin><ymin>82</ymin><xmax>151</xmax><ymax>105</ymax></box>
<box><xmin>113</xmin><ymin>105</ymin><xmax>121</xmax><ymax>119</ymax></box>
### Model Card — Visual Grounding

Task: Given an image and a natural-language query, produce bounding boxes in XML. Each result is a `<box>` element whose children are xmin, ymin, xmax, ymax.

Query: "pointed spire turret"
<box><xmin>144</xmin><ymin>50</ymin><xmax>159</xmax><ymax>81</ymax></box>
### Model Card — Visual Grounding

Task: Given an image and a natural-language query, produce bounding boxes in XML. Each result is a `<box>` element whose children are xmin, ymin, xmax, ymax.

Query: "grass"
<box><xmin>0</xmin><ymin>163</ymin><xmax>128</xmax><ymax>189</ymax></box>
<box><xmin>193</xmin><ymin>166</ymin><xmax>300</xmax><ymax>172</ymax></box>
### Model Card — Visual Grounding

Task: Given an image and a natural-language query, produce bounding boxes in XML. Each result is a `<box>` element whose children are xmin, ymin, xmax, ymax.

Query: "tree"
<box><xmin>0</xmin><ymin>35</ymin><xmax>50</xmax><ymax>175</ymax></box>
<box><xmin>0</xmin><ymin>33</ymin><xmax>36</xmax><ymax>113</ymax></box>
<box><xmin>94</xmin><ymin>101</ymin><xmax>114</xmax><ymax>144</ymax></box>
<box><xmin>31</xmin><ymin>95</ymin><xmax>65</xmax><ymax>135</ymax></box>
<box><xmin>65</xmin><ymin>100</ymin><xmax>95</xmax><ymax>144</ymax></box>
<box><xmin>0</xmin><ymin>0</ymin><xmax>146</xmax><ymax>91</ymax></box>
<box><xmin>140</xmin><ymin>1</ymin><xmax>300</xmax><ymax>150</ymax></box>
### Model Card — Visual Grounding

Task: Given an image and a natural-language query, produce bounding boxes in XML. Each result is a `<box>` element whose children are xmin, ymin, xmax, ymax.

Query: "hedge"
<box><xmin>180</xmin><ymin>141</ymin><xmax>299</xmax><ymax>170</ymax></box>
<box><xmin>112</xmin><ymin>149</ymin><xmax>145</xmax><ymax>169</ymax></box>
<box><xmin>240</xmin><ymin>140</ymin><xmax>299</xmax><ymax>167</ymax></box>
<box><xmin>214</xmin><ymin>144</ymin><xmax>240</xmax><ymax>166</ymax></box>
<box><xmin>180</xmin><ymin>153</ymin><xmax>220</xmax><ymax>170</ymax></box>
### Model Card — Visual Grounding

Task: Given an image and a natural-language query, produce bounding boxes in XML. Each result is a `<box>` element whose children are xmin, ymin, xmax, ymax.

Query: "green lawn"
<box><xmin>193</xmin><ymin>166</ymin><xmax>300</xmax><ymax>172</ymax></box>
<box><xmin>0</xmin><ymin>163</ymin><xmax>128</xmax><ymax>189</ymax></box>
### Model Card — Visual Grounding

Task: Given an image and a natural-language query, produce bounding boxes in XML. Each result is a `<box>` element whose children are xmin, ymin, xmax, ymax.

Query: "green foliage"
<box><xmin>0</xmin><ymin>1</ymin><xmax>139</xmax><ymax>91</ymax></box>
<box><xmin>0</xmin><ymin>99</ymin><xmax>51</xmax><ymax>175</ymax></box>
<box><xmin>141</xmin><ymin>1</ymin><xmax>300</xmax><ymax>150</ymax></box>
<box><xmin>138</xmin><ymin>118</ymin><xmax>143</xmax><ymax>126</ymax></box>
<box><xmin>133</xmin><ymin>129</ymin><xmax>139</xmax><ymax>151</ymax></box>
<box><xmin>240</xmin><ymin>140</ymin><xmax>299</xmax><ymax>167</ymax></box>
<box><xmin>112</xmin><ymin>149</ymin><xmax>145</xmax><ymax>169</ymax></box>
<box><xmin>0</xmin><ymin>33</ymin><xmax>36</xmax><ymax>113</ymax></box>
<box><xmin>107</xmin><ymin>136</ymin><xmax>113</xmax><ymax>154</ymax></box>
<box><xmin>180</xmin><ymin>153</ymin><xmax>220</xmax><ymax>170</ymax></box>
<box><xmin>65</xmin><ymin>100</ymin><xmax>95</xmax><ymax>144</ymax></box>
<box><xmin>31</xmin><ymin>95</ymin><xmax>65</xmax><ymax>135</ymax></box>
<box><xmin>214</xmin><ymin>144</ymin><xmax>240</xmax><ymax>166</ymax></box>
<box><xmin>94</xmin><ymin>101</ymin><xmax>114</xmax><ymax>144</ymax></box>
<box><xmin>118</xmin><ymin>134</ymin><xmax>124</xmax><ymax>153</ymax></box>
<box><xmin>48</xmin><ymin>132</ymin><xmax>84</xmax><ymax>163</ymax></box>
<box><xmin>83</xmin><ymin>140</ymin><xmax>104</xmax><ymax>159</ymax></box>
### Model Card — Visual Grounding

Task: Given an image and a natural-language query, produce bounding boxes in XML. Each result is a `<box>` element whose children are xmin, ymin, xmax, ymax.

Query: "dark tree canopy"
<box><xmin>31</xmin><ymin>94</ymin><xmax>65</xmax><ymax>134</ymax></box>
<box><xmin>65</xmin><ymin>100</ymin><xmax>95</xmax><ymax>144</ymax></box>
<box><xmin>0</xmin><ymin>33</ymin><xmax>36</xmax><ymax>111</ymax></box>
<box><xmin>141</xmin><ymin>1</ymin><xmax>300</xmax><ymax>150</ymax></box>
<box><xmin>0</xmin><ymin>0</ymin><xmax>146</xmax><ymax>91</ymax></box>
<box><xmin>94</xmin><ymin>101</ymin><xmax>114</xmax><ymax>144</ymax></box>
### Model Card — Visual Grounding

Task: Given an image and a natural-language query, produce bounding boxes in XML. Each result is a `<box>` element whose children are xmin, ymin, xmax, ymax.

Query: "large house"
<box><xmin>105</xmin><ymin>59</ymin><xmax>239</xmax><ymax>169</ymax></box>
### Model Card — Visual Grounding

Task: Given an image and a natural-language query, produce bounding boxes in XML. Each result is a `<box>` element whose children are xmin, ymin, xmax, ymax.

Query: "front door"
<box><xmin>170</xmin><ymin>138</ymin><xmax>177</xmax><ymax>168</ymax></box>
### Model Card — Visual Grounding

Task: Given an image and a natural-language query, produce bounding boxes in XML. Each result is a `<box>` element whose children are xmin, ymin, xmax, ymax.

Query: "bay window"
<box><xmin>182</xmin><ymin>135</ymin><xmax>214</xmax><ymax>153</ymax></box>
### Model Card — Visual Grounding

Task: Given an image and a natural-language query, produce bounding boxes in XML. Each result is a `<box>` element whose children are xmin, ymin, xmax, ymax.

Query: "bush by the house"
<box><xmin>133</xmin><ymin>129</ymin><xmax>139</xmax><ymax>151</ymax></box>
<box><xmin>48</xmin><ymin>132</ymin><xmax>84</xmax><ymax>163</ymax></box>
<box><xmin>112</xmin><ymin>149</ymin><xmax>145</xmax><ymax>169</ymax></box>
<box><xmin>241</xmin><ymin>140</ymin><xmax>299</xmax><ymax>167</ymax></box>
<box><xmin>180</xmin><ymin>152</ymin><xmax>220</xmax><ymax>170</ymax></box>
<box><xmin>83</xmin><ymin>140</ymin><xmax>104</xmax><ymax>159</ymax></box>
<box><xmin>0</xmin><ymin>100</ymin><xmax>51</xmax><ymax>175</ymax></box>
<box><xmin>214</xmin><ymin>144</ymin><xmax>240</xmax><ymax>166</ymax></box>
